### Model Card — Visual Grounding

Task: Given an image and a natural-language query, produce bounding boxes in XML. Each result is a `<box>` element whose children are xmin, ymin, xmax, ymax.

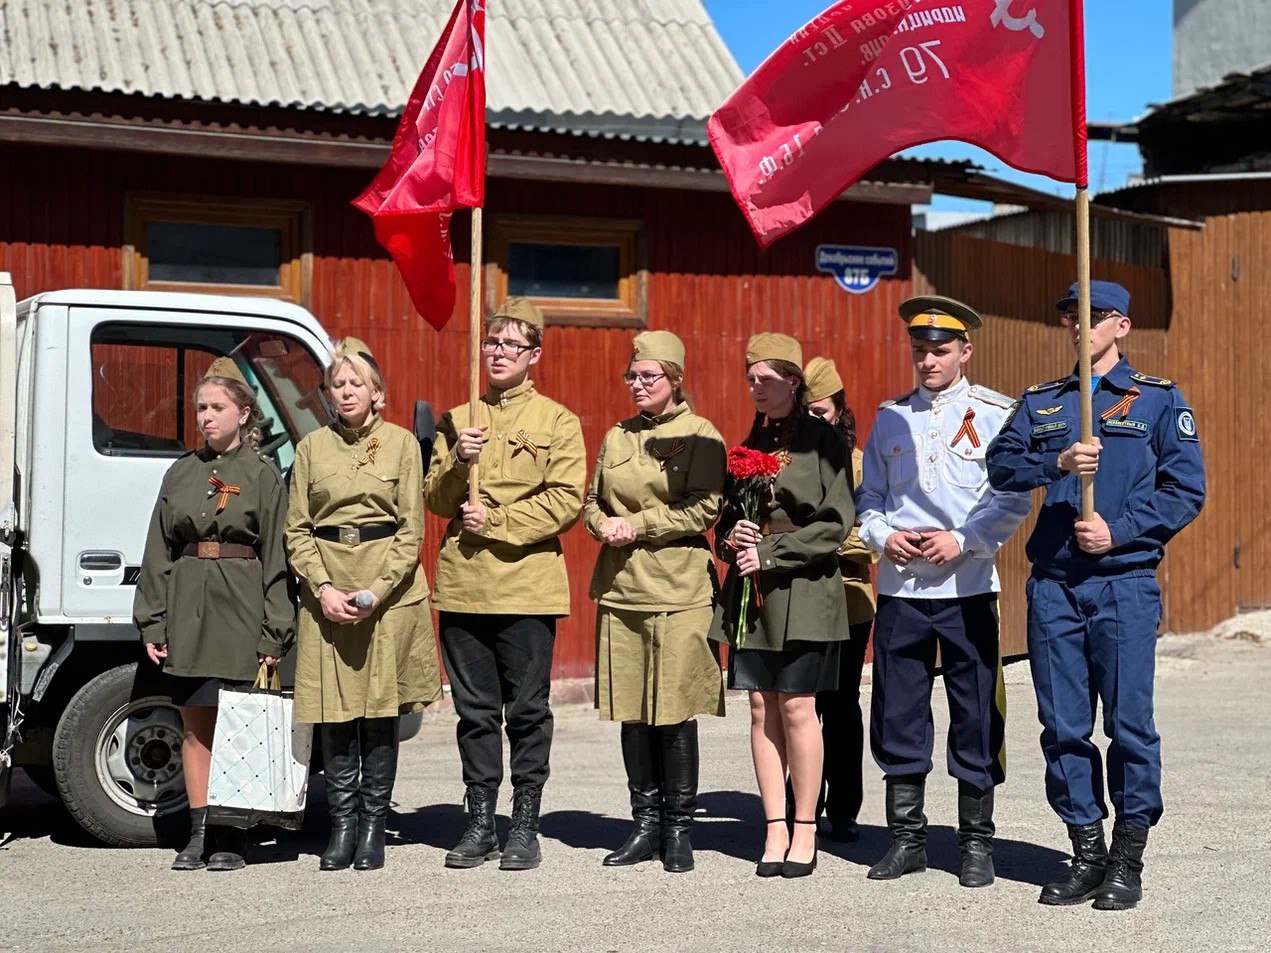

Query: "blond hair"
<box><xmin>326</xmin><ymin>340</ymin><xmax>387</xmax><ymax>411</ymax></box>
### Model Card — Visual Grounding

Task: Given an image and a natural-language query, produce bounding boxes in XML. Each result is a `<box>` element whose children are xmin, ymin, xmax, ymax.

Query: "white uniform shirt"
<box><xmin>858</xmin><ymin>376</ymin><xmax>1031</xmax><ymax>599</ymax></box>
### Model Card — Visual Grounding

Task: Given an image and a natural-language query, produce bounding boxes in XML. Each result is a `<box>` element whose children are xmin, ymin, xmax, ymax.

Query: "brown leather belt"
<box><xmin>312</xmin><ymin>522</ymin><xmax>396</xmax><ymax>546</ymax></box>
<box><xmin>182</xmin><ymin>541</ymin><xmax>257</xmax><ymax>560</ymax></box>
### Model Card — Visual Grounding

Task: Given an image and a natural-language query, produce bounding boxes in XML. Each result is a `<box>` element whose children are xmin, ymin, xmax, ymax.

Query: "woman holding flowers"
<box><xmin>585</xmin><ymin>330</ymin><xmax>727</xmax><ymax>874</ymax></box>
<box><xmin>709</xmin><ymin>333</ymin><xmax>854</xmax><ymax>879</ymax></box>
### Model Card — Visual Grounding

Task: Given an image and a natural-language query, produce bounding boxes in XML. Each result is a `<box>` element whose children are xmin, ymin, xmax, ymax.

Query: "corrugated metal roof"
<box><xmin>0</xmin><ymin>0</ymin><xmax>743</xmax><ymax>141</ymax></box>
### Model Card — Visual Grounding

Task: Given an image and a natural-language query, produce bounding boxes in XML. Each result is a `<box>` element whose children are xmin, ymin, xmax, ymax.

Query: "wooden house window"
<box><xmin>124</xmin><ymin>195</ymin><xmax>312</xmax><ymax>306</ymax></box>
<box><xmin>489</xmin><ymin>215</ymin><xmax>646</xmax><ymax>328</ymax></box>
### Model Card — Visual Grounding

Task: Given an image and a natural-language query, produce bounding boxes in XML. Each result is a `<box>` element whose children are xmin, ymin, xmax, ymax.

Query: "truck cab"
<box><xmin>0</xmin><ymin>276</ymin><xmax>368</xmax><ymax>845</ymax></box>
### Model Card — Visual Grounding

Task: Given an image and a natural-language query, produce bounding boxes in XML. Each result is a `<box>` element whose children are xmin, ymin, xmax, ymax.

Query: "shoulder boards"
<box><xmin>1027</xmin><ymin>378</ymin><xmax>1067</xmax><ymax>393</ymax></box>
<box><xmin>1130</xmin><ymin>372</ymin><xmax>1175</xmax><ymax>388</ymax></box>
<box><xmin>967</xmin><ymin>384</ymin><xmax>1015</xmax><ymax>409</ymax></box>
<box><xmin>879</xmin><ymin>388</ymin><xmax>916</xmax><ymax>410</ymax></box>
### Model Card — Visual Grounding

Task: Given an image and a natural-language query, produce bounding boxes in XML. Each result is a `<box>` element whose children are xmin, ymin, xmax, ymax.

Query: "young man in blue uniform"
<box><xmin>858</xmin><ymin>296</ymin><xmax>1031</xmax><ymax>888</ymax></box>
<box><xmin>986</xmin><ymin>281</ymin><xmax>1205</xmax><ymax>911</ymax></box>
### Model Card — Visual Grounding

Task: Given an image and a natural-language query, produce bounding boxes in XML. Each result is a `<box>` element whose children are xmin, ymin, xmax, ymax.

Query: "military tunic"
<box><xmin>584</xmin><ymin>402</ymin><xmax>727</xmax><ymax>724</ymax></box>
<box><xmin>840</xmin><ymin>448</ymin><xmax>877</xmax><ymax>623</ymax></box>
<box><xmin>133</xmin><ymin>443</ymin><xmax>295</xmax><ymax>684</ymax></box>
<box><xmin>285</xmin><ymin>415</ymin><xmax>442</xmax><ymax>724</ymax></box>
<box><xmin>709</xmin><ymin>413</ymin><xmax>854</xmax><ymax>653</ymax></box>
<box><xmin>425</xmin><ymin>380</ymin><xmax>587</xmax><ymax>616</ymax></box>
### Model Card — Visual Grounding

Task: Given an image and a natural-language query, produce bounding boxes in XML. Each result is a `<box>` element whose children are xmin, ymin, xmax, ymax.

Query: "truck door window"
<box><xmin>90</xmin><ymin>325</ymin><xmax>330</xmax><ymax>470</ymax></box>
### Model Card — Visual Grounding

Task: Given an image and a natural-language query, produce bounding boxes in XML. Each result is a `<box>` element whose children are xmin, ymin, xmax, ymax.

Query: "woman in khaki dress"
<box><xmin>585</xmin><ymin>331</ymin><xmax>726</xmax><ymax>874</ymax></box>
<box><xmin>285</xmin><ymin>338</ymin><xmax>442</xmax><ymax>872</ymax></box>
<box><xmin>708</xmin><ymin>334</ymin><xmax>853</xmax><ymax>880</ymax></box>
<box><xmin>133</xmin><ymin>357</ymin><xmax>294</xmax><ymax>873</ymax></box>
<box><xmin>804</xmin><ymin>356</ymin><xmax>878</xmax><ymax>843</ymax></box>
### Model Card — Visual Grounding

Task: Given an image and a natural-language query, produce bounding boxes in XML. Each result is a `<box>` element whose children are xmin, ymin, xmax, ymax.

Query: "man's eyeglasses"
<box><xmin>623</xmin><ymin>372</ymin><xmax>667</xmax><ymax>388</ymax></box>
<box><xmin>481</xmin><ymin>338</ymin><xmax>533</xmax><ymax>357</ymax></box>
<box><xmin>1061</xmin><ymin>308</ymin><xmax>1121</xmax><ymax>325</ymax></box>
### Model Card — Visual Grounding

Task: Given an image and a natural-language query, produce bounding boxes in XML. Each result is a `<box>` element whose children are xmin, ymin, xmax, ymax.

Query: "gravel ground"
<box><xmin>1</xmin><ymin>632</ymin><xmax>1267</xmax><ymax>953</ymax></box>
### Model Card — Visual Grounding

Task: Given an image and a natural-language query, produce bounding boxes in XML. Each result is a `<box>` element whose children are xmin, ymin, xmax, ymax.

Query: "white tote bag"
<box><xmin>206</xmin><ymin>664</ymin><xmax>313</xmax><ymax>830</ymax></box>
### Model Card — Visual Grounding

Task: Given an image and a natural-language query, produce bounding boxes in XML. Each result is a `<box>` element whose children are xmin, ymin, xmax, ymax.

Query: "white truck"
<box><xmin>0</xmin><ymin>275</ymin><xmax>426</xmax><ymax>846</ymax></box>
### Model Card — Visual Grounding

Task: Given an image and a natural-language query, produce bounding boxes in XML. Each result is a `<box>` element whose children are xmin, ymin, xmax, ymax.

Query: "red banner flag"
<box><xmin>353</xmin><ymin>0</ymin><xmax>487</xmax><ymax>329</ymax></box>
<box><xmin>709</xmin><ymin>0</ymin><xmax>1087</xmax><ymax>248</ymax></box>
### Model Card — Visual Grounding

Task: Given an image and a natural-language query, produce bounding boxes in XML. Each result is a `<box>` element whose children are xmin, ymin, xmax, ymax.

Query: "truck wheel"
<box><xmin>52</xmin><ymin>663</ymin><xmax>189</xmax><ymax>847</ymax></box>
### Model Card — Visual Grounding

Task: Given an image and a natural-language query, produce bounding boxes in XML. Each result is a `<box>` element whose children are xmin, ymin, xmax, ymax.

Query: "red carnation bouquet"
<box><xmin>726</xmin><ymin>446</ymin><xmax>784</xmax><ymax>647</ymax></box>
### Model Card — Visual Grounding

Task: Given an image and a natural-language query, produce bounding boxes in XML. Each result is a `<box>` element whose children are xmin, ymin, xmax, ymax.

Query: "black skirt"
<box><xmin>132</xmin><ymin>663</ymin><xmax>249</xmax><ymax>707</ymax></box>
<box><xmin>728</xmin><ymin>640</ymin><xmax>841</xmax><ymax>694</ymax></box>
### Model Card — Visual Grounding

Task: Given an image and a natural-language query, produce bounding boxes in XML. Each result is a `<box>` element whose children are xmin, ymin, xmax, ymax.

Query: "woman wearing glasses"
<box><xmin>286</xmin><ymin>337</ymin><xmax>442</xmax><ymax>872</ymax></box>
<box><xmin>425</xmin><ymin>297</ymin><xmax>587</xmax><ymax>872</ymax></box>
<box><xmin>584</xmin><ymin>331</ymin><xmax>726</xmax><ymax>874</ymax></box>
<box><xmin>709</xmin><ymin>334</ymin><xmax>853</xmax><ymax>879</ymax></box>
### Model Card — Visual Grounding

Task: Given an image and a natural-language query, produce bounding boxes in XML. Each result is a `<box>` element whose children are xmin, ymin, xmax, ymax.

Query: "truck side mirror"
<box><xmin>413</xmin><ymin>401</ymin><xmax>436</xmax><ymax>477</ymax></box>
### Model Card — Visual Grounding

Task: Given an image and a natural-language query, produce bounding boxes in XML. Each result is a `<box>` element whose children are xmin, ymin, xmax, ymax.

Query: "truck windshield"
<box><xmin>90</xmin><ymin>324</ymin><xmax>332</xmax><ymax>472</ymax></box>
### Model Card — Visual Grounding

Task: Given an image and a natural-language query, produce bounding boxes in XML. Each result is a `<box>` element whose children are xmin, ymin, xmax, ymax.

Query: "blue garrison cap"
<box><xmin>1055</xmin><ymin>280</ymin><xmax>1130</xmax><ymax>315</ymax></box>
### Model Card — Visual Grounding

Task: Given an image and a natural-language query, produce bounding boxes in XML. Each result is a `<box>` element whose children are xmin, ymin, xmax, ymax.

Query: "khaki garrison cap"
<box><xmin>202</xmin><ymin>356</ymin><xmax>248</xmax><ymax>385</ymax></box>
<box><xmin>804</xmin><ymin>357</ymin><xmax>844</xmax><ymax>402</ymax></box>
<box><xmin>632</xmin><ymin>330</ymin><xmax>685</xmax><ymax>367</ymax></box>
<box><xmin>492</xmin><ymin>296</ymin><xmax>545</xmax><ymax>329</ymax></box>
<box><xmin>746</xmin><ymin>333</ymin><xmax>803</xmax><ymax>369</ymax></box>
<box><xmin>335</xmin><ymin>336</ymin><xmax>381</xmax><ymax>373</ymax></box>
<box><xmin>898</xmin><ymin>295</ymin><xmax>983</xmax><ymax>342</ymax></box>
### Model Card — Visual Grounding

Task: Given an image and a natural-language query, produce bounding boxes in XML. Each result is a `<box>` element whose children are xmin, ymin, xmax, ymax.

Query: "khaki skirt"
<box><xmin>294</xmin><ymin>597</ymin><xmax>442</xmax><ymax>724</ymax></box>
<box><xmin>595</xmin><ymin>604</ymin><xmax>725</xmax><ymax>725</ymax></box>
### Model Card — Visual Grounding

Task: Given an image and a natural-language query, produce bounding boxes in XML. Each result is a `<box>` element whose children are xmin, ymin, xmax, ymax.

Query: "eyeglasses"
<box><xmin>1061</xmin><ymin>308</ymin><xmax>1120</xmax><ymax>325</ymax></box>
<box><xmin>623</xmin><ymin>372</ymin><xmax>667</xmax><ymax>388</ymax></box>
<box><xmin>480</xmin><ymin>338</ymin><xmax>533</xmax><ymax>357</ymax></box>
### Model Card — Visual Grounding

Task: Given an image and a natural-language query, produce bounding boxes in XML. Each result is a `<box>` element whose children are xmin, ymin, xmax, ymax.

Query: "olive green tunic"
<box><xmin>841</xmin><ymin>448</ymin><xmax>878</xmax><ymax>624</ymax></box>
<box><xmin>584</xmin><ymin>403</ymin><xmax>727</xmax><ymax>723</ymax></box>
<box><xmin>133</xmin><ymin>443</ymin><xmax>295</xmax><ymax>682</ymax></box>
<box><xmin>285</xmin><ymin>415</ymin><xmax>442</xmax><ymax>723</ymax></box>
<box><xmin>709</xmin><ymin>413</ymin><xmax>854</xmax><ymax>651</ymax></box>
<box><xmin>425</xmin><ymin>380</ymin><xmax>586</xmax><ymax>616</ymax></box>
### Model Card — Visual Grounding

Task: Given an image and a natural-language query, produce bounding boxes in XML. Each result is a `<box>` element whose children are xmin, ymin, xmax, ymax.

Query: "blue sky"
<box><xmin>705</xmin><ymin>1</ymin><xmax>1173</xmax><ymax>209</ymax></box>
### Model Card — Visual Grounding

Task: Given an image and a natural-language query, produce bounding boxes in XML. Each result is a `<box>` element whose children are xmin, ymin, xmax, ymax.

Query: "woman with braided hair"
<box><xmin>285</xmin><ymin>338</ymin><xmax>442</xmax><ymax>873</ymax></box>
<box><xmin>133</xmin><ymin>357</ymin><xmax>295</xmax><ymax>873</ymax></box>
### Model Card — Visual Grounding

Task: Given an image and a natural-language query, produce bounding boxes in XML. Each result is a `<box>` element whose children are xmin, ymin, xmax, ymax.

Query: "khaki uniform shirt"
<box><xmin>425</xmin><ymin>380</ymin><xmax>586</xmax><ymax>616</ymax></box>
<box><xmin>584</xmin><ymin>403</ymin><xmax>725</xmax><ymax>612</ymax></box>
<box><xmin>284</xmin><ymin>415</ymin><xmax>428</xmax><ymax>608</ymax></box>
<box><xmin>840</xmin><ymin>448</ymin><xmax>878</xmax><ymax>623</ymax></box>
<box><xmin>133</xmin><ymin>443</ymin><xmax>295</xmax><ymax>682</ymax></box>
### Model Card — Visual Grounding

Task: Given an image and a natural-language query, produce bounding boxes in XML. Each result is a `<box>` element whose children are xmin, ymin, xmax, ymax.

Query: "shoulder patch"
<box><xmin>1131</xmin><ymin>372</ymin><xmax>1175</xmax><ymax>388</ymax></box>
<box><xmin>1027</xmin><ymin>377</ymin><xmax>1067</xmax><ymax>393</ymax></box>
<box><xmin>1176</xmin><ymin>407</ymin><xmax>1199</xmax><ymax>442</ymax></box>
<box><xmin>968</xmin><ymin>384</ymin><xmax>1015</xmax><ymax>409</ymax></box>
<box><xmin>879</xmin><ymin>388</ymin><xmax>916</xmax><ymax>410</ymax></box>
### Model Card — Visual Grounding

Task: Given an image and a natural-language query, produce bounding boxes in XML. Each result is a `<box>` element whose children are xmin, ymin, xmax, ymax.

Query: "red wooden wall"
<box><xmin>1</xmin><ymin>143</ymin><xmax>916</xmax><ymax>679</ymax></box>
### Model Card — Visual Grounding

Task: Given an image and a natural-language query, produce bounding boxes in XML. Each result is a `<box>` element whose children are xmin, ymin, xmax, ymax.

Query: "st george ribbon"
<box><xmin>709</xmin><ymin>1</ymin><xmax>1087</xmax><ymax>248</ymax></box>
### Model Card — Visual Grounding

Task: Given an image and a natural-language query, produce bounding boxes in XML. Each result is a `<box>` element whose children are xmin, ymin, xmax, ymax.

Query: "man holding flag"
<box><xmin>986</xmin><ymin>283</ymin><xmax>1205</xmax><ymax>910</ymax></box>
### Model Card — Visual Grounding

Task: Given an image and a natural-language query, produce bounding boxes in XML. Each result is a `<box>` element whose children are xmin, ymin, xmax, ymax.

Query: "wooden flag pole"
<box><xmin>1075</xmin><ymin>186</ymin><xmax>1095</xmax><ymax>521</ymax></box>
<box><xmin>468</xmin><ymin>206</ymin><xmax>484</xmax><ymax>507</ymax></box>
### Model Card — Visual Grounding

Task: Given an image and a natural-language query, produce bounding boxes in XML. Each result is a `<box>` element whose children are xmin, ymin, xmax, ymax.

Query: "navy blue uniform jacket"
<box><xmin>985</xmin><ymin>357</ymin><xmax>1205</xmax><ymax>581</ymax></box>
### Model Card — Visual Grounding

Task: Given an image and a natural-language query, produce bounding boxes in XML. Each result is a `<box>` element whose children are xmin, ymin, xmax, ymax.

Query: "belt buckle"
<box><xmin>338</xmin><ymin>526</ymin><xmax>360</xmax><ymax>547</ymax></box>
<box><xmin>197</xmin><ymin>541</ymin><xmax>221</xmax><ymax>559</ymax></box>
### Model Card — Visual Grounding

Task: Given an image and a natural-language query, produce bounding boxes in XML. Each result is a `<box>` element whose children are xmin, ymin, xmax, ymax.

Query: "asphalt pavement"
<box><xmin>1</xmin><ymin>633</ymin><xmax>1267</xmax><ymax>953</ymax></box>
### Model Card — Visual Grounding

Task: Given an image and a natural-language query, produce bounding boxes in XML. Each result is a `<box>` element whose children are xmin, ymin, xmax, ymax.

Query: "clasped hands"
<box><xmin>598</xmin><ymin>516</ymin><xmax>637</xmax><ymax>547</ymax></box>
<box><xmin>729</xmin><ymin>520</ymin><xmax>764</xmax><ymax>577</ymax></box>
<box><xmin>319</xmin><ymin>585</ymin><xmax>380</xmax><ymax>624</ymax></box>
<box><xmin>884</xmin><ymin>529</ymin><xmax>962</xmax><ymax>567</ymax></box>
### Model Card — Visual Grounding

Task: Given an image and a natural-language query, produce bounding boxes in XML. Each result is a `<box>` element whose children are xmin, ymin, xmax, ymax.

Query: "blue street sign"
<box><xmin>815</xmin><ymin>245</ymin><xmax>898</xmax><ymax>294</ymax></box>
